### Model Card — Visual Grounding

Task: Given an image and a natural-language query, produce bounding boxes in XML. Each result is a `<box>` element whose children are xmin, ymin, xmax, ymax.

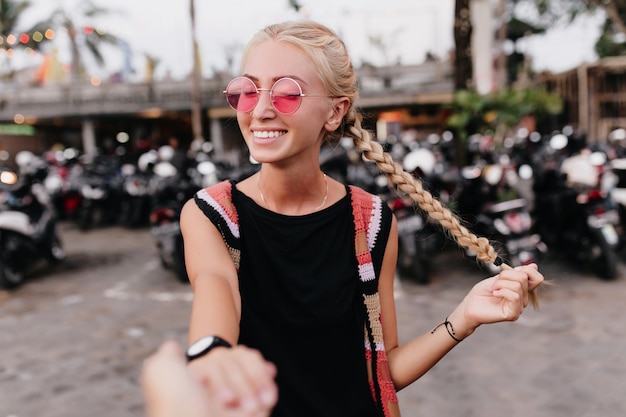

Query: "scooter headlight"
<box><xmin>494</xmin><ymin>218</ymin><xmax>511</xmax><ymax>235</ymax></box>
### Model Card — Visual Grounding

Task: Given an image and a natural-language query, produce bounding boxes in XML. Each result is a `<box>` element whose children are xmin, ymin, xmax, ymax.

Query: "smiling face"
<box><xmin>236</xmin><ymin>40</ymin><xmax>343</xmax><ymax>167</ymax></box>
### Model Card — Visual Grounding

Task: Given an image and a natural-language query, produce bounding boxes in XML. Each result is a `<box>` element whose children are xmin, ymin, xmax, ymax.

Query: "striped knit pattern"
<box><xmin>349</xmin><ymin>186</ymin><xmax>400</xmax><ymax>417</ymax></box>
<box><xmin>194</xmin><ymin>181</ymin><xmax>241</xmax><ymax>271</ymax></box>
<box><xmin>194</xmin><ymin>181</ymin><xmax>400</xmax><ymax>417</ymax></box>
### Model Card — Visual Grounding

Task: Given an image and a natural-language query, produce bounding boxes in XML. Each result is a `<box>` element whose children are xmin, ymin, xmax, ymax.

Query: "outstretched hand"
<box><xmin>454</xmin><ymin>264</ymin><xmax>545</xmax><ymax>336</ymax></box>
<box><xmin>141</xmin><ymin>340</ymin><xmax>277</xmax><ymax>417</ymax></box>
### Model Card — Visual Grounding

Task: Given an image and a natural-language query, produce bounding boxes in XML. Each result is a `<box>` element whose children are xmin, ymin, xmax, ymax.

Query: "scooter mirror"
<box><xmin>197</xmin><ymin>161</ymin><xmax>217</xmax><ymax>176</ymax></box>
<box><xmin>15</xmin><ymin>150</ymin><xmax>35</xmax><ymax>168</ymax></box>
<box><xmin>201</xmin><ymin>142</ymin><xmax>214</xmax><ymax>154</ymax></box>
<box><xmin>549</xmin><ymin>134</ymin><xmax>568</xmax><ymax>150</ymax></box>
<box><xmin>461</xmin><ymin>165</ymin><xmax>482</xmax><ymax>180</ymax></box>
<box><xmin>375</xmin><ymin>175</ymin><xmax>389</xmax><ymax>189</ymax></box>
<box><xmin>138</xmin><ymin>151</ymin><xmax>159</xmax><ymax>172</ymax></box>
<box><xmin>518</xmin><ymin>164</ymin><xmax>534</xmax><ymax>180</ymax></box>
<box><xmin>121</xmin><ymin>164</ymin><xmax>136</xmax><ymax>176</ymax></box>
<box><xmin>589</xmin><ymin>151</ymin><xmax>607</xmax><ymax>167</ymax></box>
<box><xmin>609</xmin><ymin>128</ymin><xmax>626</xmax><ymax>142</ymax></box>
<box><xmin>157</xmin><ymin>145</ymin><xmax>175</xmax><ymax>162</ymax></box>
<box><xmin>403</xmin><ymin>149</ymin><xmax>436</xmax><ymax>175</ymax></box>
<box><xmin>153</xmin><ymin>161</ymin><xmax>178</xmax><ymax>178</ymax></box>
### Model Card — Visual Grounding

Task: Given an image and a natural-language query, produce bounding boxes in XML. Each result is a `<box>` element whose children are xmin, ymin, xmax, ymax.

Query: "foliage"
<box><xmin>445</xmin><ymin>87</ymin><xmax>563</xmax><ymax>143</ymax></box>
<box><xmin>0</xmin><ymin>0</ymin><xmax>30</xmax><ymax>35</ymax></box>
<box><xmin>0</xmin><ymin>0</ymin><xmax>34</xmax><ymax>78</ymax></box>
<box><xmin>511</xmin><ymin>0</ymin><xmax>626</xmax><ymax>58</ymax></box>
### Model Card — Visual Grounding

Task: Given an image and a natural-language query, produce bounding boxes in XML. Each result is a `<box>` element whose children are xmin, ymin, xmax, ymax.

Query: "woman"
<box><xmin>178</xmin><ymin>20</ymin><xmax>544</xmax><ymax>417</ymax></box>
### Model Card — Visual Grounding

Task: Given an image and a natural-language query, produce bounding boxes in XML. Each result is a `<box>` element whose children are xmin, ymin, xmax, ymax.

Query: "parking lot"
<box><xmin>1</xmin><ymin>222</ymin><xmax>626</xmax><ymax>417</ymax></box>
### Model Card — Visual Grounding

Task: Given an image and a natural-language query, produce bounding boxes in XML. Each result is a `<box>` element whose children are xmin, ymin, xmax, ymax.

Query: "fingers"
<box><xmin>190</xmin><ymin>345</ymin><xmax>278</xmax><ymax>414</ymax></box>
<box><xmin>491</xmin><ymin>264</ymin><xmax>545</xmax><ymax>313</ymax></box>
<box><xmin>142</xmin><ymin>340</ymin><xmax>210</xmax><ymax>417</ymax></box>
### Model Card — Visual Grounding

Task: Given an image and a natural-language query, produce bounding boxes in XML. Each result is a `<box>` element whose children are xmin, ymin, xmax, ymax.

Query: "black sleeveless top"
<box><xmin>230</xmin><ymin>186</ymin><xmax>392</xmax><ymax>417</ymax></box>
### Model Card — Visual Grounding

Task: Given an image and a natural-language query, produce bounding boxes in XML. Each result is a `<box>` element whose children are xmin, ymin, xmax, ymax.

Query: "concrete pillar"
<box><xmin>210</xmin><ymin>118</ymin><xmax>224</xmax><ymax>158</ymax></box>
<box><xmin>82</xmin><ymin>119</ymin><xmax>97</xmax><ymax>156</ymax></box>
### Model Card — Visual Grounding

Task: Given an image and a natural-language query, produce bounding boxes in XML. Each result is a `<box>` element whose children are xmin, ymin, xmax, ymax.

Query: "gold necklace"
<box><xmin>257</xmin><ymin>173</ymin><xmax>329</xmax><ymax>211</ymax></box>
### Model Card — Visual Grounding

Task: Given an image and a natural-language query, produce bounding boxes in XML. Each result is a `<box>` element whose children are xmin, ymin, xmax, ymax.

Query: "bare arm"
<box><xmin>380</xmin><ymin>216</ymin><xmax>544</xmax><ymax>391</ymax></box>
<box><xmin>180</xmin><ymin>198</ymin><xmax>241</xmax><ymax>345</ymax></box>
<box><xmin>180</xmin><ymin>198</ymin><xmax>278</xmax><ymax>414</ymax></box>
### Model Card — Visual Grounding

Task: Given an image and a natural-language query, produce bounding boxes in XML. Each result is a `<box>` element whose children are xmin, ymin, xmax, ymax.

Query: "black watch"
<box><xmin>185</xmin><ymin>335</ymin><xmax>232</xmax><ymax>362</ymax></box>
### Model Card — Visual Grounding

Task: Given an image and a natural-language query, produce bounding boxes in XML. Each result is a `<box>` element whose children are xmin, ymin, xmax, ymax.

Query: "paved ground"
<box><xmin>1</xmin><ymin>222</ymin><xmax>625</xmax><ymax>417</ymax></box>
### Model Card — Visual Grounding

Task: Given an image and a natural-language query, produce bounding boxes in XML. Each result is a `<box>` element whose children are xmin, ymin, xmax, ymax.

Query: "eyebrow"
<box><xmin>243</xmin><ymin>74</ymin><xmax>309</xmax><ymax>86</ymax></box>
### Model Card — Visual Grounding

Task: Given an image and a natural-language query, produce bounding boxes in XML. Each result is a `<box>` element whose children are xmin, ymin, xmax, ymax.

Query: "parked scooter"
<box><xmin>456</xmin><ymin>159</ymin><xmax>546</xmax><ymax>273</ymax></box>
<box><xmin>0</xmin><ymin>152</ymin><xmax>65</xmax><ymax>289</ymax></box>
<box><xmin>119</xmin><ymin>151</ymin><xmax>157</xmax><ymax>228</ymax></box>
<box><xmin>73</xmin><ymin>154</ymin><xmax>123</xmax><ymax>230</ymax></box>
<box><xmin>606</xmin><ymin>128</ymin><xmax>626</xmax><ymax>250</ymax></box>
<box><xmin>149</xmin><ymin>146</ymin><xmax>199</xmax><ymax>283</ymax></box>
<box><xmin>388</xmin><ymin>147</ymin><xmax>447</xmax><ymax>284</ymax></box>
<box><xmin>533</xmin><ymin>134</ymin><xmax>620</xmax><ymax>280</ymax></box>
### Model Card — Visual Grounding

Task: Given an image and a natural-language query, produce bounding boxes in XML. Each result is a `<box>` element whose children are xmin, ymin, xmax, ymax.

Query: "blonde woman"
<box><xmin>177</xmin><ymin>20</ymin><xmax>544</xmax><ymax>417</ymax></box>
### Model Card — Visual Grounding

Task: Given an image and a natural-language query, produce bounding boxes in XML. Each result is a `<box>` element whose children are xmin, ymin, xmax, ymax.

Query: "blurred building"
<box><xmin>0</xmin><ymin>60</ymin><xmax>454</xmax><ymax>165</ymax></box>
<box><xmin>535</xmin><ymin>56</ymin><xmax>626</xmax><ymax>141</ymax></box>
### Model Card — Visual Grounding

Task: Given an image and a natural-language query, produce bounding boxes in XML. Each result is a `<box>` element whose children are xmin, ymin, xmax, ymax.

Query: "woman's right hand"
<box><xmin>189</xmin><ymin>345</ymin><xmax>278</xmax><ymax>416</ymax></box>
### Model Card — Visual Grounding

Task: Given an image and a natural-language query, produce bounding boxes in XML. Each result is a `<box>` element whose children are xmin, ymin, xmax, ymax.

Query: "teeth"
<box><xmin>253</xmin><ymin>130</ymin><xmax>285</xmax><ymax>138</ymax></box>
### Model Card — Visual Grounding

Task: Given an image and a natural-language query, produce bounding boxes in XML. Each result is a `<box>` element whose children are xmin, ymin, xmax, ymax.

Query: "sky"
<box><xmin>16</xmin><ymin>0</ymin><xmax>603</xmax><ymax>83</ymax></box>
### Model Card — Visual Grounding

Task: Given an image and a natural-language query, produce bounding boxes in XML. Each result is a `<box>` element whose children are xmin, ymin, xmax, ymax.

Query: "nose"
<box><xmin>250</xmin><ymin>88</ymin><xmax>274</xmax><ymax>118</ymax></box>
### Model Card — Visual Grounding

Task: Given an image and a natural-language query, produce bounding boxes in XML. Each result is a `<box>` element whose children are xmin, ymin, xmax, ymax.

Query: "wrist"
<box><xmin>446</xmin><ymin>308</ymin><xmax>479</xmax><ymax>341</ymax></box>
<box><xmin>185</xmin><ymin>335</ymin><xmax>232</xmax><ymax>362</ymax></box>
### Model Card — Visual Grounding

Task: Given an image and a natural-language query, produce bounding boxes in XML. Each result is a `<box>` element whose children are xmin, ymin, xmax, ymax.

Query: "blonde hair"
<box><xmin>244</xmin><ymin>21</ymin><xmax>536</xmax><ymax>303</ymax></box>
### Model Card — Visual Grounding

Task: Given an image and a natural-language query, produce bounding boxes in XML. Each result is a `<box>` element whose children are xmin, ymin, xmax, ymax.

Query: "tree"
<box><xmin>28</xmin><ymin>0</ymin><xmax>122</xmax><ymax>83</ymax></box>
<box><xmin>0</xmin><ymin>0</ymin><xmax>34</xmax><ymax>78</ymax></box>
<box><xmin>446</xmin><ymin>87</ymin><xmax>563</xmax><ymax>146</ymax></box>
<box><xmin>454</xmin><ymin>0</ymin><xmax>474</xmax><ymax>90</ymax></box>
<box><xmin>189</xmin><ymin>0</ymin><xmax>203</xmax><ymax>143</ymax></box>
<box><xmin>511</xmin><ymin>0</ymin><xmax>626</xmax><ymax>58</ymax></box>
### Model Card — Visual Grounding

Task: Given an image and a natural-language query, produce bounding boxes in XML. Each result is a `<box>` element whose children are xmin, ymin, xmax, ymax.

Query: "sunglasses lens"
<box><xmin>271</xmin><ymin>78</ymin><xmax>303</xmax><ymax>114</ymax></box>
<box><xmin>225</xmin><ymin>77</ymin><xmax>258</xmax><ymax>112</ymax></box>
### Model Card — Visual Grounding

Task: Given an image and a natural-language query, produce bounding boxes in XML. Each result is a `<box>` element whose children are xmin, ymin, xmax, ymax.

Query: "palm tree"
<box><xmin>28</xmin><ymin>0</ymin><xmax>122</xmax><ymax>83</ymax></box>
<box><xmin>0</xmin><ymin>0</ymin><xmax>33</xmax><ymax>78</ymax></box>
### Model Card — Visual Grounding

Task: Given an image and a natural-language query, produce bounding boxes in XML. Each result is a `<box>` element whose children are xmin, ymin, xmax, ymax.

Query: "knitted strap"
<box><xmin>349</xmin><ymin>186</ymin><xmax>400</xmax><ymax>417</ymax></box>
<box><xmin>194</xmin><ymin>180</ymin><xmax>241</xmax><ymax>271</ymax></box>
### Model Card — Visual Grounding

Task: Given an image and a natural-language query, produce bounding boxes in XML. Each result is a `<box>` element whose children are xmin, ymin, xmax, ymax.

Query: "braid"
<box><xmin>348</xmin><ymin>120</ymin><xmax>498</xmax><ymax>264</ymax></box>
<box><xmin>346</xmin><ymin>115</ymin><xmax>539</xmax><ymax>307</ymax></box>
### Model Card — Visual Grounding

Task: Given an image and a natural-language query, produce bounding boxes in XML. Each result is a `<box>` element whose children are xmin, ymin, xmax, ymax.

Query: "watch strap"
<box><xmin>185</xmin><ymin>335</ymin><xmax>232</xmax><ymax>362</ymax></box>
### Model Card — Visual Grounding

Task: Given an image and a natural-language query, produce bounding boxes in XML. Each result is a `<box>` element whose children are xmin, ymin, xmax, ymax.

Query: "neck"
<box><xmin>256</xmin><ymin>171</ymin><xmax>328</xmax><ymax>214</ymax></box>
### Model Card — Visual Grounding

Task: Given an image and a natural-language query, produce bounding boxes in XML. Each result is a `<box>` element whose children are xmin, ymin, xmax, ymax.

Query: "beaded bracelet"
<box><xmin>431</xmin><ymin>316</ymin><xmax>463</xmax><ymax>342</ymax></box>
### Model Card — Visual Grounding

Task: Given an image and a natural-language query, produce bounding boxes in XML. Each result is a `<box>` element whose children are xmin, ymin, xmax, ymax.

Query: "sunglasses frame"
<box><xmin>223</xmin><ymin>76</ymin><xmax>333</xmax><ymax>115</ymax></box>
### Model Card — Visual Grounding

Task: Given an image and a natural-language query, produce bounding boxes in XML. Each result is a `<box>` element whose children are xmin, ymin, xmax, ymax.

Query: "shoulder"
<box><xmin>348</xmin><ymin>185</ymin><xmax>390</xmax><ymax>219</ymax></box>
<box><xmin>185</xmin><ymin>180</ymin><xmax>240</xmax><ymax>238</ymax></box>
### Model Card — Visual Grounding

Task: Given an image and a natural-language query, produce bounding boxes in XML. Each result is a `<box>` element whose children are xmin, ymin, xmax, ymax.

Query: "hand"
<box><xmin>141</xmin><ymin>340</ymin><xmax>212</xmax><ymax>417</ymax></box>
<box><xmin>451</xmin><ymin>263</ymin><xmax>545</xmax><ymax>338</ymax></box>
<box><xmin>141</xmin><ymin>340</ymin><xmax>277</xmax><ymax>417</ymax></box>
<box><xmin>188</xmin><ymin>343</ymin><xmax>278</xmax><ymax>417</ymax></box>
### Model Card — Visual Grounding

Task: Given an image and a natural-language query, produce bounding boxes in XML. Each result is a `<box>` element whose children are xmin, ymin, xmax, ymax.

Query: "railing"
<box><xmin>0</xmin><ymin>61</ymin><xmax>453</xmax><ymax>122</ymax></box>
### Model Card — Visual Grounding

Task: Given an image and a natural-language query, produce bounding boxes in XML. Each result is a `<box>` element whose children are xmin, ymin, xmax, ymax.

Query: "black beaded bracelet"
<box><xmin>431</xmin><ymin>316</ymin><xmax>463</xmax><ymax>342</ymax></box>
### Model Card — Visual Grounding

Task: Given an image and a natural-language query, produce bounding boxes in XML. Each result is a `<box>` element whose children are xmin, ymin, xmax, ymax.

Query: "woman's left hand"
<box><xmin>452</xmin><ymin>263</ymin><xmax>545</xmax><ymax>337</ymax></box>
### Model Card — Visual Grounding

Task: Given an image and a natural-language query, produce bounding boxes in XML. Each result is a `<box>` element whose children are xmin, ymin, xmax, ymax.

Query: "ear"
<box><xmin>324</xmin><ymin>97</ymin><xmax>350</xmax><ymax>132</ymax></box>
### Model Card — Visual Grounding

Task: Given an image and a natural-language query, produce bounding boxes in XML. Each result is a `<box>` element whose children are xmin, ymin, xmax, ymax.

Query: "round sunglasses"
<box><xmin>223</xmin><ymin>76</ymin><xmax>333</xmax><ymax>115</ymax></box>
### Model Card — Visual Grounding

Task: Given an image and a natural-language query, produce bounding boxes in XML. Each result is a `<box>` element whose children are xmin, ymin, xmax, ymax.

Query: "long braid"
<box><xmin>347</xmin><ymin>114</ymin><xmax>538</xmax><ymax>306</ymax></box>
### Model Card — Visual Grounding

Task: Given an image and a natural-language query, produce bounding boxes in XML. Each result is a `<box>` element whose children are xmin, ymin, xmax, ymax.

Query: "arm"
<box><xmin>180</xmin><ymin>198</ymin><xmax>241</xmax><ymax>345</ymax></box>
<box><xmin>380</xmin><ymin>217</ymin><xmax>545</xmax><ymax>391</ymax></box>
<box><xmin>180</xmin><ymin>199</ymin><xmax>278</xmax><ymax>413</ymax></box>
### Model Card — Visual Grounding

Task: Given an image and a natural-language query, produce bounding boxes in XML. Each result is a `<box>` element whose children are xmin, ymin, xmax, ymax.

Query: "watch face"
<box><xmin>187</xmin><ymin>336</ymin><xmax>215</xmax><ymax>357</ymax></box>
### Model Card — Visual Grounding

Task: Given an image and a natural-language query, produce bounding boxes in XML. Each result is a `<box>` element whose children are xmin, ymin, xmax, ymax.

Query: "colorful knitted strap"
<box><xmin>194</xmin><ymin>180</ymin><xmax>241</xmax><ymax>271</ymax></box>
<box><xmin>349</xmin><ymin>186</ymin><xmax>400</xmax><ymax>417</ymax></box>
